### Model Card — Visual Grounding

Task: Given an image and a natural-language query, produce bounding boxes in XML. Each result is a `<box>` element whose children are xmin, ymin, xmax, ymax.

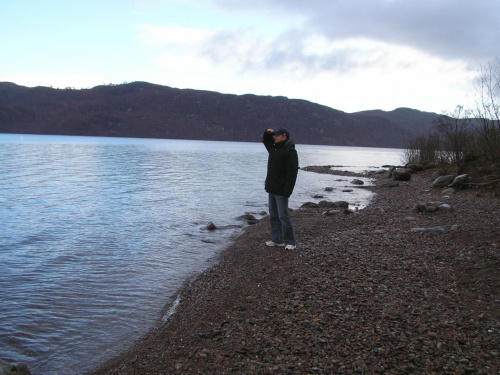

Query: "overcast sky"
<box><xmin>1</xmin><ymin>0</ymin><xmax>498</xmax><ymax>113</ymax></box>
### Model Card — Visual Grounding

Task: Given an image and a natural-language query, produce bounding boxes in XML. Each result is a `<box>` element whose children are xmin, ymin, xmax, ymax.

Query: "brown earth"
<box><xmin>89</xmin><ymin>168</ymin><xmax>499</xmax><ymax>375</ymax></box>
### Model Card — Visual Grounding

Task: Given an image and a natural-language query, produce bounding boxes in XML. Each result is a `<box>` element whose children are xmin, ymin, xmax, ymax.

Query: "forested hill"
<box><xmin>0</xmin><ymin>81</ymin><xmax>440</xmax><ymax>148</ymax></box>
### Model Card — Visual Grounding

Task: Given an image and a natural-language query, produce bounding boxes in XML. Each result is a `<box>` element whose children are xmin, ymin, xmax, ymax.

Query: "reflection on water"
<box><xmin>0</xmin><ymin>134</ymin><xmax>402</xmax><ymax>374</ymax></box>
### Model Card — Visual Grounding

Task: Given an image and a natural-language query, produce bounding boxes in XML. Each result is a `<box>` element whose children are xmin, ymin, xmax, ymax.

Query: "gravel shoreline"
<box><xmin>89</xmin><ymin>168</ymin><xmax>499</xmax><ymax>375</ymax></box>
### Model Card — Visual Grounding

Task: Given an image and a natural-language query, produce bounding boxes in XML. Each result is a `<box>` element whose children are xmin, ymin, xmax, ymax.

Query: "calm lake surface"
<box><xmin>0</xmin><ymin>134</ymin><xmax>403</xmax><ymax>374</ymax></box>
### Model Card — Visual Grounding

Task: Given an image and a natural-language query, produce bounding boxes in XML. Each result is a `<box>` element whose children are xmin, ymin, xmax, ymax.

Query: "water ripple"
<box><xmin>0</xmin><ymin>134</ymin><xmax>402</xmax><ymax>374</ymax></box>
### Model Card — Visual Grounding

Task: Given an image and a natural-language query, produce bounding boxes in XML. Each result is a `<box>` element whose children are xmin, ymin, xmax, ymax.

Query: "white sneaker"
<box><xmin>266</xmin><ymin>241</ymin><xmax>285</xmax><ymax>247</ymax></box>
<box><xmin>285</xmin><ymin>245</ymin><xmax>296</xmax><ymax>250</ymax></box>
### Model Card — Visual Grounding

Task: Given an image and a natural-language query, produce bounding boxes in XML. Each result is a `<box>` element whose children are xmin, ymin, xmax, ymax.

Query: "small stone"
<box><xmin>425</xmin><ymin>227</ymin><xmax>445</xmax><ymax>234</ymax></box>
<box><xmin>206</xmin><ymin>222</ymin><xmax>217</xmax><ymax>230</ymax></box>
<box><xmin>437</xmin><ymin>203</ymin><xmax>452</xmax><ymax>211</ymax></box>
<box><xmin>322</xmin><ymin>210</ymin><xmax>342</xmax><ymax>216</ymax></box>
<box><xmin>411</xmin><ymin>228</ymin><xmax>427</xmax><ymax>233</ymax></box>
<box><xmin>442</xmin><ymin>188</ymin><xmax>455</xmax><ymax>196</ymax></box>
<box><xmin>236</xmin><ymin>214</ymin><xmax>257</xmax><ymax>221</ymax></box>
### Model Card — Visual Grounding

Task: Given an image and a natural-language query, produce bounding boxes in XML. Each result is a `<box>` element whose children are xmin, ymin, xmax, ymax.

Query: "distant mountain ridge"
<box><xmin>0</xmin><ymin>81</ymin><xmax>439</xmax><ymax>148</ymax></box>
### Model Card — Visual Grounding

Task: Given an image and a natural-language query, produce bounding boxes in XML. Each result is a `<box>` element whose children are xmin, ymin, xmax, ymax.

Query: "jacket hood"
<box><xmin>284</xmin><ymin>138</ymin><xmax>295</xmax><ymax>151</ymax></box>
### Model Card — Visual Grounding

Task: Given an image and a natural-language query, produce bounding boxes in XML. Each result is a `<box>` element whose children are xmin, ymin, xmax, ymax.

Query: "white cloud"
<box><xmin>3</xmin><ymin>0</ymin><xmax>489</xmax><ymax>112</ymax></box>
<box><xmin>210</xmin><ymin>0</ymin><xmax>500</xmax><ymax>62</ymax></box>
<box><xmin>134</xmin><ymin>18</ymin><xmax>478</xmax><ymax>112</ymax></box>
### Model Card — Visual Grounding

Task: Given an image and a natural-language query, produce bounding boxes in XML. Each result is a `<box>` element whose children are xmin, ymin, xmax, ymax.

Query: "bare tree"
<box><xmin>432</xmin><ymin>105</ymin><xmax>472</xmax><ymax>170</ymax></box>
<box><xmin>402</xmin><ymin>132</ymin><xmax>441</xmax><ymax>166</ymax></box>
<box><xmin>473</xmin><ymin>59</ymin><xmax>500</xmax><ymax>163</ymax></box>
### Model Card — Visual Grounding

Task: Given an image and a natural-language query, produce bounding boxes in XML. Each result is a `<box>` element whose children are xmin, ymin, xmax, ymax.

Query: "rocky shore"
<box><xmin>89</xmin><ymin>168</ymin><xmax>499</xmax><ymax>375</ymax></box>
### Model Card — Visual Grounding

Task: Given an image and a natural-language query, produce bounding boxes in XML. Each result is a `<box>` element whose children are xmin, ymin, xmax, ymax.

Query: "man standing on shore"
<box><xmin>262</xmin><ymin>128</ymin><xmax>299</xmax><ymax>250</ymax></box>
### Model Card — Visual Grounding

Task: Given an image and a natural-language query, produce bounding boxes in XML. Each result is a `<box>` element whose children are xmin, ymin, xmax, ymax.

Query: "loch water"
<box><xmin>0</xmin><ymin>134</ymin><xmax>403</xmax><ymax>374</ymax></box>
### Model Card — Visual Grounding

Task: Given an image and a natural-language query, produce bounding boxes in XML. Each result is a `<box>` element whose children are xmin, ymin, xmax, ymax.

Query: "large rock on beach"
<box><xmin>392</xmin><ymin>167</ymin><xmax>412</xmax><ymax>181</ymax></box>
<box><xmin>301</xmin><ymin>202</ymin><xmax>320</xmax><ymax>209</ymax></box>
<box><xmin>449</xmin><ymin>174</ymin><xmax>469</xmax><ymax>189</ymax></box>
<box><xmin>433</xmin><ymin>175</ymin><xmax>455</xmax><ymax>187</ymax></box>
<box><xmin>318</xmin><ymin>200</ymin><xmax>349</xmax><ymax>209</ymax></box>
<box><xmin>406</xmin><ymin>163</ymin><xmax>424</xmax><ymax>172</ymax></box>
<box><xmin>350</xmin><ymin>179</ymin><xmax>364</xmax><ymax>185</ymax></box>
<box><xmin>236</xmin><ymin>214</ymin><xmax>259</xmax><ymax>225</ymax></box>
<box><xmin>431</xmin><ymin>169</ymin><xmax>446</xmax><ymax>180</ymax></box>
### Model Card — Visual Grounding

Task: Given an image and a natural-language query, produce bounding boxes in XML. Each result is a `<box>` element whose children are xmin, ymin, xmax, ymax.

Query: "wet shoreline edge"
<box><xmin>88</xmin><ymin>166</ymin><xmax>500</xmax><ymax>374</ymax></box>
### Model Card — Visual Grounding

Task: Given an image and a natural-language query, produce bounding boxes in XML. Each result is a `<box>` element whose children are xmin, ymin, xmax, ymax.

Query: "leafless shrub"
<box><xmin>402</xmin><ymin>133</ymin><xmax>441</xmax><ymax>166</ymax></box>
<box><xmin>432</xmin><ymin>105</ymin><xmax>473</xmax><ymax>172</ymax></box>
<box><xmin>473</xmin><ymin>59</ymin><xmax>500</xmax><ymax>164</ymax></box>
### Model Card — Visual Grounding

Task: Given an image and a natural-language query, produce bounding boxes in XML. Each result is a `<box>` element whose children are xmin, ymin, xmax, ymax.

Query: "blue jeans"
<box><xmin>268</xmin><ymin>193</ymin><xmax>296</xmax><ymax>246</ymax></box>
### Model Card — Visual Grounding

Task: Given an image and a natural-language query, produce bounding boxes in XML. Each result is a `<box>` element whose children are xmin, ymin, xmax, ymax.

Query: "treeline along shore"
<box><xmin>88</xmin><ymin>167</ymin><xmax>499</xmax><ymax>374</ymax></box>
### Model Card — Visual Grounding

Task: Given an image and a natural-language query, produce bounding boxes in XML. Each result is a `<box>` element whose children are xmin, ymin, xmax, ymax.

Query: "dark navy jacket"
<box><xmin>262</xmin><ymin>131</ymin><xmax>299</xmax><ymax>198</ymax></box>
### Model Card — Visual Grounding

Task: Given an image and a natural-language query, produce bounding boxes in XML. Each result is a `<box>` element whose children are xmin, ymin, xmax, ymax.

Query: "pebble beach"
<box><xmin>89</xmin><ymin>167</ymin><xmax>499</xmax><ymax>375</ymax></box>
